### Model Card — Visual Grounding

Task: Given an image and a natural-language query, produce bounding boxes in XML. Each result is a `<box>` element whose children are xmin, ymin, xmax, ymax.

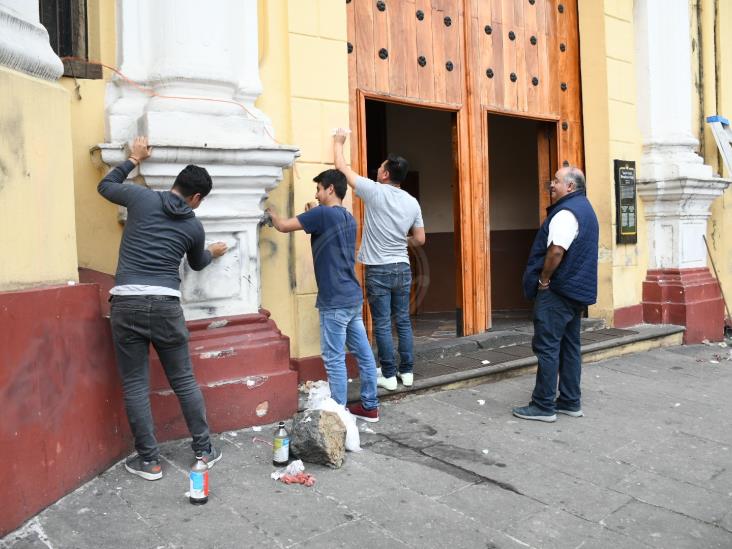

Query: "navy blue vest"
<box><xmin>522</xmin><ymin>190</ymin><xmax>599</xmax><ymax>305</ymax></box>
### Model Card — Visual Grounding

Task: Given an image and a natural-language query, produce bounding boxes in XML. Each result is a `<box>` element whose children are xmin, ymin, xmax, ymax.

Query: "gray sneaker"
<box><xmin>195</xmin><ymin>445</ymin><xmax>223</xmax><ymax>469</ymax></box>
<box><xmin>125</xmin><ymin>455</ymin><xmax>163</xmax><ymax>481</ymax></box>
<box><xmin>512</xmin><ymin>404</ymin><xmax>557</xmax><ymax>423</ymax></box>
<box><xmin>556</xmin><ymin>407</ymin><xmax>584</xmax><ymax>417</ymax></box>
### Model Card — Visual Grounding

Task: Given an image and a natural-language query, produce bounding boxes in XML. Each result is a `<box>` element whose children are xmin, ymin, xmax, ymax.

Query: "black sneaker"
<box><xmin>124</xmin><ymin>455</ymin><xmax>163</xmax><ymax>481</ymax></box>
<box><xmin>195</xmin><ymin>445</ymin><xmax>223</xmax><ymax>469</ymax></box>
<box><xmin>512</xmin><ymin>404</ymin><xmax>557</xmax><ymax>423</ymax></box>
<box><xmin>556</xmin><ymin>407</ymin><xmax>584</xmax><ymax>417</ymax></box>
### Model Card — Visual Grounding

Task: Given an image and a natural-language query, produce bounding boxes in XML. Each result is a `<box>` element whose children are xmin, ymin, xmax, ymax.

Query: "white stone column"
<box><xmin>101</xmin><ymin>0</ymin><xmax>298</xmax><ymax>321</ymax></box>
<box><xmin>634</xmin><ymin>0</ymin><xmax>729</xmax><ymax>270</ymax></box>
<box><xmin>0</xmin><ymin>0</ymin><xmax>63</xmax><ymax>80</ymax></box>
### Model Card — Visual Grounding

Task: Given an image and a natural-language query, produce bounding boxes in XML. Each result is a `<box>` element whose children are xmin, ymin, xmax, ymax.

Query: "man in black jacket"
<box><xmin>98</xmin><ymin>136</ymin><xmax>227</xmax><ymax>480</ymax></box>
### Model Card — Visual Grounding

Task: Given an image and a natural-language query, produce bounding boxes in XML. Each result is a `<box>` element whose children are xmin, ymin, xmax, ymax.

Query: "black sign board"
<box><xmin>614</xmin><ymin>160</ymin><xmax>637</xmax><ymax>244</ymax></box>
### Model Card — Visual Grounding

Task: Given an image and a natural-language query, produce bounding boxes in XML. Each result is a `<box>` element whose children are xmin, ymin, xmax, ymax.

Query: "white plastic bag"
<box><xmin>313</xmin><ymin>397</ymin><xmax>361</xmax><ymax>453</ymax></box>
<box><xmin>305</xmin><ymin>380</ymin><xmax>331</xmax><ymax>410</ymax></box>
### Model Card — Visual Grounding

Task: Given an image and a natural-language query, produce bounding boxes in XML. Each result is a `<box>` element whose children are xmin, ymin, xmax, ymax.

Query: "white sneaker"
<box><xmin>397</xmin><ymin>372</ymin><xmax>414</xmax><ymax>387</ymax></box>
<box><xmin>377</xmin><ymin>375</ymin><xmax>397</xmax><ymax>391</ymax></box>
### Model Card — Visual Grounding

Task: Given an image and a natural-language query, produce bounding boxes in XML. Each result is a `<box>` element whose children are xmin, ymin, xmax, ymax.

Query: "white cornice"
<box><xmin>0</xmin><ymin>5</ymin><xmax>63</xmax><ymax>81</ymax></box>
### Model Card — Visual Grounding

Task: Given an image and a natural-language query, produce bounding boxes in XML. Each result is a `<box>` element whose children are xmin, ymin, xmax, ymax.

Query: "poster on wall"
<box><xmin>614</xmin><ymin>160</ymin><xmax>637</xmax><ymax>244</ymax></box>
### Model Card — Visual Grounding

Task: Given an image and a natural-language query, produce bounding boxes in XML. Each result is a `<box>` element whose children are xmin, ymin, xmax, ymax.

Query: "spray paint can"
<box><xmin>189</xmin><ymin>457</ymin><xmax>209</xmax><ymax>505</ymax></box>
<box><xmin>272</xmin><ymin>421</ymin><xmax>290</xmax><ymax>466</ymax></box>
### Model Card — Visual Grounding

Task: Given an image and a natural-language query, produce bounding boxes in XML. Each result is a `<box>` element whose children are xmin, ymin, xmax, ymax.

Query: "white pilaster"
<box><xmin>0</xmin><ymin>0</ymin><xmax>63</xmax><ymax>80</ymax></box>
<box><xmin>634</xmin><ymin>0</ymin><xmax>729</xmax><ymax>269</ymax></box>
<box><xmin>102</xmin><ymin>0</ymin><xmax>298</xmax><ymax>320</ymax></box>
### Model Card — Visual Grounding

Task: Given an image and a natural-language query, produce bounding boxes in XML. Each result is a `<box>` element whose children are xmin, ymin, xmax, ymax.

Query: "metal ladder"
<box><xmin>707</xmin><ymin>115</ymin><xmax>732</xmax><ymax>174</ymax></box>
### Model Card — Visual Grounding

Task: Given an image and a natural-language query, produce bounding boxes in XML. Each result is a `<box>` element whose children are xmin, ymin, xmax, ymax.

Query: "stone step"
<box><xmin>341</xmin><ymin>323</ymin><xmax>685</xmax><ymax>406</ymax></box>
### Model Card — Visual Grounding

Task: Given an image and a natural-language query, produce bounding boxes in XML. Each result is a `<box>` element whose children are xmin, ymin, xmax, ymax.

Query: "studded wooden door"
<box><xmin>346</xmin><ymin>0</ymin><xmax>583</xmax><ymax>334</ymax></box>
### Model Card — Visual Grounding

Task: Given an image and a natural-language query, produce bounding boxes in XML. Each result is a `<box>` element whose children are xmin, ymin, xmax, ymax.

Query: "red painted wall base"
<box><xmin>290</xmin><ymin>354</ymin><xmax>360</xmax><ymax>384</ymax></box>
<box><xmin>0</xmin><ymin>284</ymin><xmax>130</xmax><ymax>536</ymax></box>
<box><xmin>613</xmin><ymin>304</ymin><xmax>643</xmax><ymax>328</ymax></box>
<box><xmin>642</xmin><ymin>267</ymin><xmax>724</xmax><ymax>343</ymax></box>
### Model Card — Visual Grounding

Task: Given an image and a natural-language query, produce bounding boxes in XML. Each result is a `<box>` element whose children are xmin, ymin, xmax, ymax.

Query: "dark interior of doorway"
<box><xmin>365</xmin><ymin>99</ymin><xmax>462</xmax><ymax>342</ymax></box>
<box><xmin>488</xmin><ymin>113</ymin><xmax>556</xmax><ymax>326</ymax></box>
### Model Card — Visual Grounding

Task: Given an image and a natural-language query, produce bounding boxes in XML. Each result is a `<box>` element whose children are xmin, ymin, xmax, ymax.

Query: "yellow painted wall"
<box><xmin>64</xmin><ymin>0</ymin><xmax>121</xmax><ymax>275</ymax></box>
<box><xmin>578</xmin><ymin>0</ymin><xmax>646</xmax><ymax>324</ymax></box>
<box><xmin>705</xmin><ymin>0</ymin><xmax>732</xmax><ymax>315</ymax></box>
<box><xmin>0</xmin><ymin>67</ymin><xmax>77</xmax><ymax>290</ymax></box>
<box><xmin>257</xmin><ymin>0</ymin><xmax>351</xmax><ymax>358</ymax></box>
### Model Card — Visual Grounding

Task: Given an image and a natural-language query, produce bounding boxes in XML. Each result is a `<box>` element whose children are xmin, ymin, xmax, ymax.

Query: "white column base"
<box><xmin>98</xmin><ymin>144</ymin><xmax>299</xmax><ymax>320</ymax></box>
<box><xmin>638</xmin><ymin>174</ymin><xmax>729</xmax><ymax>270</ymax></box>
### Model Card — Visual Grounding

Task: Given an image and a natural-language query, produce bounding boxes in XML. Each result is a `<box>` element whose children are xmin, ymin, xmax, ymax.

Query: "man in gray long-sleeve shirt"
<box><xmin>98</xmin><ymin>136</ymin><xmax>227</xmax><ymax>480</ymax></box>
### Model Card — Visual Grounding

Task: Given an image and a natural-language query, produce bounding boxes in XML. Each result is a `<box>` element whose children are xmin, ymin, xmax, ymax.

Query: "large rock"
<box><xmin>291</xmin><ymin>410</ymin><xmax>346</xmax><ymax>468</ymax></box>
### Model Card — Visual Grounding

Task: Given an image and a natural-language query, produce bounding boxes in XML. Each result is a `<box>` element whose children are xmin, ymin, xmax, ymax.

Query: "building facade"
<box><xmin>1</xmin><ymin>0</ymin><xmax>731</xmax><ymax>535</ymax></box>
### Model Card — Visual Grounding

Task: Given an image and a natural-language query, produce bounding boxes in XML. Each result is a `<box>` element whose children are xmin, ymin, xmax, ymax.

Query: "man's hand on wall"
<box><xmin>128</xmin><ymin>136</ymin><xmax>152</xmax><ymax>165</ymax></box>
<box><xmin>207</xmin><ymin>242</ymin><xmax>228</xmax><ymax>258</ymax></box>
<box><xmin>332</xmin><ymin>128</ymin><xmax>350</xmax><ymax>145</ymax></box>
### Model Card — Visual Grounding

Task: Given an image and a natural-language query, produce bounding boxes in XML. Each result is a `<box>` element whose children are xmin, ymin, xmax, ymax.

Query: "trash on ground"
<box><xmin>252</xmin><ymin>436</ymin><xmax>272</xmax><ymax>446</ymax></box>
<box><xmin>482</xmin><ymin>449</ymin><xmax>489</xmax><ymax>454</ymax></box>
<box><xmin>702</xmin><ymin>339</ymin><xmax>711</xmax><ymax>345</ymax></box>
<box><xmin>271</xmin><ymin>459</ymin><xmax>316</xmax><ymax>486</ymax></box>
<box><xmin>226</xmin><ymin>431</ymin><xmax>238</xmax><ymax>437</ymax></box>
<box><xmin>710</xmin><ymin>360</ymin><xmax>720</xmax><ymax>364</ymax></box>
<box><xmin>674</xmin><ymin>403</ymin><xmax>681</xmax><ymax>407</ymax></box>
<box><xmin>481</xmin><ymin>360</ymin><xmax>490</xmax><ymax>365</ymax></box>
<box><xmin>477</xmin><ymin>399</ymin><xmax>485</xmax><ymax>406</ymax></box>
<box><xmin>271</xmin><ymin>459</ymin><xmax>303</xmax><ymax>479</ymax></box>
<box><xmin>251</xmin><ymin>426</ymin><xmax>262</xmax><ymax>432</ymax></box>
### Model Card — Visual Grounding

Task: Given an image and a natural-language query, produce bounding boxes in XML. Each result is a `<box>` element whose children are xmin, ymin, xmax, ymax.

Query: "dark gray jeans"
<box><xmin>110</xmin><ymin>295</ymin><xmax>211</xmax><ymax>461</ymax></box>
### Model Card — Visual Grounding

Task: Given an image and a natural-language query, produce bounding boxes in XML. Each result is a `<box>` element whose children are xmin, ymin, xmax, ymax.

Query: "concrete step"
<box><xmin>413</xmin><ymin>317</ymin><xmax>606</xmax><ymax>362</ymax></box>
<box><xmin>343</xmin><ymin>323</ymin><xmax>685</xmax><ymax>405</ymax></box>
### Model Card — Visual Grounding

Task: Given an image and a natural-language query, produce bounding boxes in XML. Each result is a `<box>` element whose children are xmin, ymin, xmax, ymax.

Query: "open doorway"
<box><xmin>364</xmin><ymin>99</ymin><xmax>462</xmax><ymax>341</ymax></box>
<box><xmin>488</xmin><ymin>113</ymin><xmax>557</xmax><ymax>329</ymax></box>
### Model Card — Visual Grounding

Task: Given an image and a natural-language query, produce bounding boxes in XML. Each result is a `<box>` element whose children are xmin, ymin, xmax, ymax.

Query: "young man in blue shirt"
<box><xmin>267</xmin><ymin>170</ymin><xmax>379</xmax><ymax>421</ymax></box>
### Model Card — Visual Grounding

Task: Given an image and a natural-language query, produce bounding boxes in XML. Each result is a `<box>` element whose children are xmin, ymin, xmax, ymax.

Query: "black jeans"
<box><xmin>530</xmin><ymin>289</ymin><xmax>584</xmax><ymax>413</ymax></box>
<box><xmin>110</xmin><ymin>295</ymin><xmax>211</xmax><ymax>460</ymax></box>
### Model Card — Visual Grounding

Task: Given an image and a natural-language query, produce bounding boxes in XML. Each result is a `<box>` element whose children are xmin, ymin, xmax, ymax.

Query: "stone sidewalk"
<box><xmin>3</xmin><ymin>344</ymin><xmax>732</xmax><ymax>549</ymax></box>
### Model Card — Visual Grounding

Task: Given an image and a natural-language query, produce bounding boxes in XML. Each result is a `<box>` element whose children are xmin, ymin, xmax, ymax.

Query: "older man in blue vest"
<box><xmin>513</xmin><ymin>166</ymin><xmax>599</xmax><ymax>422</ymax></box>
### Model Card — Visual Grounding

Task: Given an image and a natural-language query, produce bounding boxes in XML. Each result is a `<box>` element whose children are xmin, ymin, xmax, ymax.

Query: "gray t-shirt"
<box><xmin>355</xmin><ymin>176</ymin><xmax>424</xmax><ymax>266</ymax></box>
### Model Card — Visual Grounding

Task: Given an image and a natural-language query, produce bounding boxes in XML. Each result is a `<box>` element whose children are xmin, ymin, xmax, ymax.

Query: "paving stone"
<box><xmin>613</xmin><ymin>468</ymin><xmax>731</xmax><ymax>524</ymax></box>
<box><xmin>436</xmin><ymin>482</ymin><xmax>547</xmax><ymax>531</ymax></box>
<box><xmin>603</xmin><ymin>499</ymin><xmax>732</xmax><ymax>548</ymax></box>
<box><xmin>502</xmin><ymin>507</ymin><xmax>606</xmax><ymax>549</ymax></box>
<box><xmin>294</xmin><ymin>519</ymin><xmax>409</xmax><ymax>548</ymax></box>
<box><xmin>507</xmin><ymin>468</ymin><xmax>632</xmax><ymax>523</ymax></box>
<box><xmin>354</xmin><ymin>486</ymin><xmax>504</xmax><ymax>549</ymax></box>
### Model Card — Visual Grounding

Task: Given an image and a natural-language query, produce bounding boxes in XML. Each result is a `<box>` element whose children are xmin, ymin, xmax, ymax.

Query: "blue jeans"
<box><xmin>319</xmin><ymin>304</ymin><xmax>378</xmax><ymax>409</ymax></box>
<box><xmin>530</xmin><ymin>289</ymin><xmax>584</xmax><ymax>413</ymax></box>
<box><xmin>365</xmin><ymin>263</ymin><xmax>414</xmax><ymax>379</ymax></box>
<box><xmin>110</xmin><ymin>295</ymin><xmax>211</xmax><ymax>461</ymax></box>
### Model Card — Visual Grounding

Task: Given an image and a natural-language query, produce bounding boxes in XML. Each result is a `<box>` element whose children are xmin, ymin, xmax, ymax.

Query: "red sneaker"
<box><xmin>347</xmin><ymin>403</ymin><xmax>379</xmax><ymax>423</ymax></box>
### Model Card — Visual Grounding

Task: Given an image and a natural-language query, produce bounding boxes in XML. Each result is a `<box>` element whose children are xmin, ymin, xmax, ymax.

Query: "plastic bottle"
<box><xmin>189</xmin><ymin>457</ymin><xmax>209</xmax><ymax>505</ymax></box>
<box><xmin>273</xmin><ymin>421</ymin><xmax>290</xmax><ymax>466</ymax></box>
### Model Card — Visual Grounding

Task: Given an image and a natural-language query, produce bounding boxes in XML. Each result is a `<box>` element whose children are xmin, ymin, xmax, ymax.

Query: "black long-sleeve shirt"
<box><xmin>98</xmin><ymin>160</ymin><xmax>212</xmax><ymax>290</ymax></box>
